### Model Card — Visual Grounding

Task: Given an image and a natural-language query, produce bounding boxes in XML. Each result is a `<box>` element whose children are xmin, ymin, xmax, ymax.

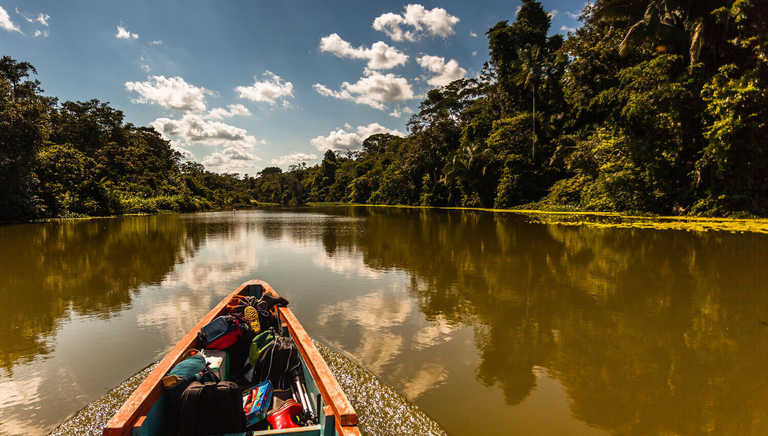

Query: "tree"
<box><xmin>0</xmin><ymin>57</ymin><xmax>55</xmax><ymax>220</ymax></box>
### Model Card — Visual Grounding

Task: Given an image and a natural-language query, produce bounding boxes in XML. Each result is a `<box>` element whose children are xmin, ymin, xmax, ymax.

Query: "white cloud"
<box><xmin>0</xmin><ymin>6</ymin><xmax>21</xmax><ymax>33</ymax></box>
<box><xmin>207</xmin><ymin>104</ymin><xmax>251</xmax><ymax>119</ymax></box>
<box><xmin>389</xmin><ymin>106</ymin><xmax>413</xmax><ymax>118</ymax></box>
<box><xmin>472</xmin><ymin>50</ymin><xmax>477</xmax><ymax>57</ymax></box>
<box><xmin>566</xmin><ymin>11</ymin><xmax>580</xmax><ymax>19</ymax></box>
<box><xmin>15</xmin><ymin>8</ymin><xmax>49</xmax><ymax>26</ymax></box>
<box><xmin>319</xmin><ymin>33</ymin><xmax>408</xmax><ymax>70</ymax></box>
<box><xmin>549</xmin><ymin>9</ymin><xmax>559</xmax><ymax>18</ymax></box>
<box><xmin>235</xmin><ymin>71</ymin><xmax>294</xmax><ymax>106</ymax></box>
<box><xmin>170</xmin><ymin>140</ymin><xmax>194</xmax><ymax>160</ymax></box>
<box><xmin>125</xmin><ymin>75</ymin><xmax>210</xmax><ymax>112</ymax></box>
<box><xmin>116</xmin><ymin>25</ymin><xmax>139</xmax><ymax>40</ymax></box>
<box><xmin>150</xmin><ymin>114</ymin><xmax>261</xmax><ymax>148</ymax></box>
<box><xmin>270</xmin><ymin>152</ymin><xmax>318</xmax><ymax>166</ymax></box>
<box><xmin>139</xmin><ymin>56</ymin><xmax>151</xmax><ymax>72</ymax></box>
<box><xmin>515</xmin><ymin>5</ymin><xmax>522</xmax><ymax>15</ymax></box>
<box><xmin>313</xmin><ymin>70</ymin><xmax>414</xmax><ymax>110</ymax></box>
<box><xmin>151</xmin><ymin>114</ymin><xmax>264</xmax><ymax>172</ymax></box>
<box><xmin>151</xmin><ymin>40</ymin><xmax>163</xmax><ymax>46</ymax></box>
<box><xmin>469</xmin><ymin>31</ymin><xmax>478</xmax><ymax>38</ymax></box>
<box><xmin>311</xmin><ymin>122</ymin><xmax>404</xmax><ymax>152</ymax></box>
<box><xmin>561</xmin><ymin>25</ymin><xmax>577</xmax><ymax>33</ymax></box>
<box><xmin>416</xmin><ymin>55</ymin><xmax>466</xmax><ymax>87</ymax></box>
<box><xmin>32</xmin><ymin>12</ymin><xmax>49</xmax><ymax>26</ymax></box>
<box><xmin>373</xmin><ymin>4</ymin><xmax>459</xmax><ymax>42</ymax></box>
<box><xmin>33</xmin><ymin>29</ymin><xmax>49</xmax><ymax>38</ymax></box>
<box><xmin>202</xmin><ymin>147</ymin><xmax>262</xmax><ymax>171</ymax></box>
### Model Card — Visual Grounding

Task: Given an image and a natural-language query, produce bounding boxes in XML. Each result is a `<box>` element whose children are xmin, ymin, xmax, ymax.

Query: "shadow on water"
<box><xmin>49</xmin><ymin>342</ymin><xmax>446</xmax><ymax>436</ymax></box>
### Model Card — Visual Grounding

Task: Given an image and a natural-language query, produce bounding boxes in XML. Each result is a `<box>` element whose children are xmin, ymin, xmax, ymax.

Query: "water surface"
<box><xmin>1</xmin><ymin>208</ymin><xmax>767</xmax><ymax>435</ymax></box>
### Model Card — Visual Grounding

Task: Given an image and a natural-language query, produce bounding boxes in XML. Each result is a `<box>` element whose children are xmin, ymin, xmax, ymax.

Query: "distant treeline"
<box><xmin>2</xmin><ymin>0</ymin><xmax>767</xmax><ymax>221</ymax></box>
<box><xmin>0</xmin><ymin>57</ymin><xmax>253</xmax><ymax>221</ymax></box>
<box><xmin>252</xmin><ymin>0</ymin><xmax>768</xmax><ymax>217</ymax></box>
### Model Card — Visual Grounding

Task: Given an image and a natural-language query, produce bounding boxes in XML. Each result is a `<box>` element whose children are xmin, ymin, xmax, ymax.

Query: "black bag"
<box><xmin>177</xmin><ymin>381</ymin><xmax>246</xmax><ymax>436</ymax></box>
<box><xmin>255</xmin><ymin>336</ymin><xmax>301</xmax><ymax>389</ymax></box>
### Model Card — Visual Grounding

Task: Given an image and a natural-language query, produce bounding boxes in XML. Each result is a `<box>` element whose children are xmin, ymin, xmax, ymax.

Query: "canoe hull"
<box><xmin>103</xmin><ymin>280</ymin><xmax>359</xmax><ymax>436</ymax></box>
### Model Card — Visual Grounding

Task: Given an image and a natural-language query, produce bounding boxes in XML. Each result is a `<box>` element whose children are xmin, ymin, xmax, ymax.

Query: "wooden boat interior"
<box><xmin>102</xmin><ymin>280</ymin><xmax>359</xmax><ymax>436</ymax></box>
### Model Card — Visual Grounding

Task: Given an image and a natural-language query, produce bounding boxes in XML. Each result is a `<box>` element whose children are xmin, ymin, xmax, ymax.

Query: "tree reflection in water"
<box><xmin>0</xmin><ymin>215</ymin><xmax>207</xmax><ymax>374</ymax></box>
<box><xmin>311</xmin><ymin>206</ymin><xmax>768</xmax><ymax>435</ymax></box>
<box><xmin>1</xmin><ymin>208</ymin><xmax>767</xmax><ymax>435</ymax></box>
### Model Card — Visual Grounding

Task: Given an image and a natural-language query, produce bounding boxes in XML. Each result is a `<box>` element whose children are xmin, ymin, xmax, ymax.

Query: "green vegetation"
<box><xmin>250</xmin><ymin>0</ymin><xmax>768</xmax><ymax>217</ymax></box>
<box><xmin>0</xmin><ymin>57</ymin><xmax>252</xmax><ymax>221</ymax></box>
<box><xmin>2</xmin><ymin>0</ymin><xmax>766</xmax><ymax>221</ymax></box>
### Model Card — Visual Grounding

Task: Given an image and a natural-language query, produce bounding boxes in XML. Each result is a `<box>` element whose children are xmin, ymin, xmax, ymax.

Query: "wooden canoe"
<box><xmin>103</xmin><ymin>279</ymin><xmax>360</xmax><ymax>436</ymax></box>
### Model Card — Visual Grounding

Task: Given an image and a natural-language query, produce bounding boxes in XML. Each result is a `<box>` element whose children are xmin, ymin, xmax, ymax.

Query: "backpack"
<box><xmin>249</xmin><ymin>329</ymin><xmax>276</xmax><ymax>366</ymax></box>
<box><xmin>255</xmin><ymin>336</ymin><xmax>301</xmax><ymax>389</ymax></box>
<box><xmin>161</xmin><ymin>352</ymin><xmax>219</xmax><ymax>434</ymax></box>
<box><xmin>198</xmin><ymin>315</ymin><xmax>242</xmax><ymax>350</ymax></box>
<box><xmin>177</xmin><ymin>381</ymin><xmax>246</xmax><ymax>436</ymax></box>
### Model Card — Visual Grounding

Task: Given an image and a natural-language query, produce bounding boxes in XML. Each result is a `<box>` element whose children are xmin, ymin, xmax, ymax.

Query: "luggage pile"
<box><xmin>161</xmin><ymin>287</ymin><xmax>318</xmax><ymax>435</ymax></box>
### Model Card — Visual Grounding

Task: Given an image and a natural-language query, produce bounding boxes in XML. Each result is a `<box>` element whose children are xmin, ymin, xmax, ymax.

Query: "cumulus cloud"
<box><xmin>116</xmin><ymin>25</ymin><xmax>138</xmax><ymax>40</ymax></box>
<box><xmin>313</xmin><ymin>70</ymin><xmax>414</xmax><ymax>110</ymax></box>
<box><xmin>373</xmin><ymin>4</ymin><xmax>459</xmax><ymax>42</ymax></box>
<box><xmin>389</xmin><ymin>106</ymin><xmax>414</xmax><ymax>118</ymax></box>
<box><xmin>125</xmin><ymin>75</ymin><xmax>210</xmax><ymax>112</ymax></box>
<box><xmin>416</xmin><ymin>55</ymin><xmax>466</xmax><ymax>87</ymax></box>
<box><xmin>202</xmin><ymin>147</ymin><xmax>262</xmax><ymax>171</ymax></box>
<box><xmin>34</xmin><ymin>29</ymin><xmax>49</xmax><ymax>38</ymax></box>
<box><xmin>170</xmin><ymin>140</ymin><xmax>194</xmax><ymax>160</ymax></box>
<box><xmin>469</xmin><ymin>31</ymin><xmax>478</xmax><ymax>38</ymax></box>
<box><xmin>151</xmin><ymin>40</ymin><xmax>163</xmax><ymax>46</ymax></box>
<box><xmin>319</xmin><ymin>33</ymin><xmax>408</xmax><ymax>70</ymax></box>
<box><xmin>561</xmin><ymin>25</ymin><xmax>577</xmax><ymax>33</ymax></box>
<box><xmin>0</xmin><ymin>6</ymin><xmax>21</xmax><ymax>33</ymax></box>
<box><xmin>270</xmin><ymin>152</ymin><xmax>318</xmax><ymax>166</ymax></box>
<box><xmin>150</xmin><ymin>114</ymin><xmax>262</xmax><ymax>148</ymax></box>
<box><xmin>151</xmin><ymin>114</ymin><xmax>263</xmax><ymax>172</ymax></box>
<box><xmin>235</xmin><ymin>71</ymin><xmax>294</xmax><ymax>106</ymax></box>
<box><xmin>311</xmin><ymin>123</ymin><xmax>404</xmax><ymax>152</ymax></box>
<box><xmin>566</xmin><ymin>11</ymin><xmax>580</xmax><ymax>19</ymax></box>
<box><xmin>207</xmin><ymin>104</ymin><xmax>251</xmax><ymax>119</ymax></box>
<box><xmin>549</xmin><ymin>9</ymin><xmax>559</xmax><ymax>18</ymax></box>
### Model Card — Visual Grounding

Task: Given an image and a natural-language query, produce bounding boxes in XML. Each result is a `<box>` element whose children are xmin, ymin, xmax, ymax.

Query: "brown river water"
<box><xmin>1</xmin><ymin>207</ymin><xmax>767</xmax><ymax>435</ymax></box>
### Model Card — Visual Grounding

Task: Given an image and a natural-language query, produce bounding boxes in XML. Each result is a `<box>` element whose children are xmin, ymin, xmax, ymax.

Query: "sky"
<box><xmin>0</xmin><ymin>0</ymin><xmax>587</xmax><ymax>175</ymax></box>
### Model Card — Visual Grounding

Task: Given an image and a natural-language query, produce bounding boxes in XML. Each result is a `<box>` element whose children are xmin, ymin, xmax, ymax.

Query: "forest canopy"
<box><xmin>2</xmin><ymin>0</ymin><xmax>767</xmax><ymax>221</ymax></box>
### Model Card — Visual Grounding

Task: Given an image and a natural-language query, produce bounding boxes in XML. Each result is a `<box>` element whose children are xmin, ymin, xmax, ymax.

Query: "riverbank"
<box><xmin>306</xmin><ymin>202</ymin><xmax>768</xmax><ymax>234</ymax></box>
<box><xmin>9</xmin><ymin>202</ymin><xmax>768</xmax><ymax>235</ymax></box>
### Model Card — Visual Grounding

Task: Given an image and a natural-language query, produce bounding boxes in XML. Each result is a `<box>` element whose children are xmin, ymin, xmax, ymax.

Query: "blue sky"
<box><xmin>1</xmin><ymin>0</ymin><xmax>586</xmax><ymax>175</ymax></box>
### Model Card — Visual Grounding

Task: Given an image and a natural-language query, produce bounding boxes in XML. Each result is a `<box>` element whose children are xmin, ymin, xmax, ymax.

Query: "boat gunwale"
<box><xmin>102</xmin><ymin>279</ymin><xmax>359</xmax><ymax>436</ymax></box>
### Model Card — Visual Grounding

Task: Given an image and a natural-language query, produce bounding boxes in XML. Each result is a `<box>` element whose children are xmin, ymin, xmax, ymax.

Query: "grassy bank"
<box><xmin>306</xmin><ymin>202</ymin><xmax>768</xmax><ymax>234</ymax></box>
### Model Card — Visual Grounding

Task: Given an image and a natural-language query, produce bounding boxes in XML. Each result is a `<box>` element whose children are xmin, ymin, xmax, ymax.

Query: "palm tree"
<box><xmin>516</xmin><ymin>45</ymin><xmax>543</xmax><ymax>161</ymax></box>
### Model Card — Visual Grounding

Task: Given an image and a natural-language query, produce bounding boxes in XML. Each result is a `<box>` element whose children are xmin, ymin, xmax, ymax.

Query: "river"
<box><xmin>1</xmin><ymin>207</ymin><xmax>767</xmax><ymax>435</ymax></box>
